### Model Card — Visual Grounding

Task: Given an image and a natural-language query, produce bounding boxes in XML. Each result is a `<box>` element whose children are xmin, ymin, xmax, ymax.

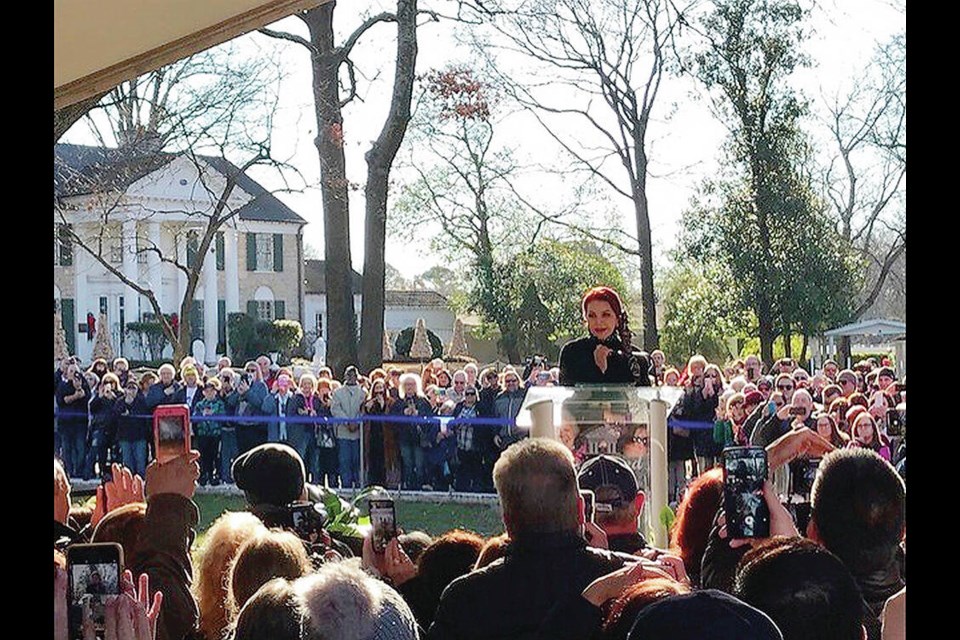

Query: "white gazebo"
<box><xmin>817</xmin><ymin>318</ymin><xmax>907</xmax><ymax>375</ymax></box>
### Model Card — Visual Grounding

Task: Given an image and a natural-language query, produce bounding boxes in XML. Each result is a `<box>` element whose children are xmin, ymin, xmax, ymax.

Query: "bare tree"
<box><xmin>823</xmin><ymin>33</ymin><xmax>905</xmax><ymax>316</ymax></box>
<box><xmin>55</xmin><ymin>45</ymin><xmax>299</xmax><ymax>362</ymax></box>
<box><xmin>260</xmin><ymin>0</ymin><xmax>436</xmax><ymax>374</ymax></box>
<box><xmin>459</xmin><ymin>0</ymin><xmax>695</xmax><ymax>350</ymax></box>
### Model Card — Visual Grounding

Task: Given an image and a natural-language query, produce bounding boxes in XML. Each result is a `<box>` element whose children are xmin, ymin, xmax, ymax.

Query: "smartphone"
<box><xmin>153</xmin><ymin>404</ymin><xmax>191</xmax><ymax>465</ymax></box>
<box><xmin>788</xmin><ymin>406</ymin><xmax>805</xmax><ymax>417</ymax></box>
<box><xmin>67</xmin><ymin>543</ymin><xmax>123</xmax><ymax>640</ymax></box>
<box><xmin>886</xmin><ymin>409</ymin><xmax>903</xmax><ymax>437</ymax></box>
<box><xmin>579</xmin><ymin>489</ymin><xmax>596</xmax><ymax>524</ymax></box>
<box><xmin>792</xmin><ymin>457</ymin><xmax>821</xmax><ymax>498</ymax></box>
<box><xmin>369</xmin><ymin>498</ymin><xmax>398</xmax><ymax>553</ymax></box>
<box><xmin>722</xmin><ymin>446</ymin><xmax>770</xmax><ymax>539</ymax></box>
<box><xmin>767</xmin><ymin>401</ymin><xmax>777</xmax><ymax>417</ymax></box>
<box><xmin>288</xmin><ymin>502</ymin><xmax>327</xmax><ymax>540</ymax></box>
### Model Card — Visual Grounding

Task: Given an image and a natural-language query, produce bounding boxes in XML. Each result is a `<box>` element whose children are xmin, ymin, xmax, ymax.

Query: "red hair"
<box><xmin>603</xmin><ymin>578</ymin><xmax>691</xmax><ymax>638</ymax></box>
<box><xmin>581</xmin><ymin>286</ymin><xmax>624</xmax><ymax>319</ymax></box>
<box><xmin>669</xmin><ymin>468</ymin><xmax>724</xmax><ymax>587</ymax></box>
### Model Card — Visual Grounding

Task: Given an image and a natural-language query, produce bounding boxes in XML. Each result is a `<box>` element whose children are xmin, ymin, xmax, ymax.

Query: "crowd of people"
<box><xmin>54</xmin><ymin>353</ymin><xmax>559</xmax><ymax>492</ymax></box>
<box><xmin>53</xmin><ymin>286</ymin><xmax>907</xmax><ymax>639</ymax></box>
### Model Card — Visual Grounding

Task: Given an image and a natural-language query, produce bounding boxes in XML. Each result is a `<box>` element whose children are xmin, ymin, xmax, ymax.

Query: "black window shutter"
<box><xmin>274</xmin><ymin>300</ymin><xmax>285</xmax><ymax>320</ymax></box>
<box><xmin>273</xmin><ymin>234</ymin><xmax>284</xmax><ymax>272</ymax></box>
<box><xmin>191</xmin><ymin>300</ymin><xmax>203</xmax><ymax>342</ymax></box>
<box><xmin>246</xmin><ymin>233</ymin><xmax>257</xmax><ymax>271</ymax></box>
<box><xmin>186</xmin><ymin>231</ymin><xmax>199</xmax><ymax>269</ymax></box>
<box><xmin>247</xmin><ymin>300</ymin><xmax>258</xmax><ymax>319</ymax></box>
<box><xmin>217</xmin><ymin>299</ymin><xmax>226</xmax><ymax>350</ymax></box>
<box><xmin>61</xmin><ymin>299</ymin><xmax>76</xmax><ymax>355</ymax></box>
<box><xmin>216</xmin><ymin>232</ymin><xmax>225</xmax><ymax>271</ymax></box>
<box><xmin>59</xmin><ymin>224</ymin><xmax>73</xmax><ymax>266</ymax></box>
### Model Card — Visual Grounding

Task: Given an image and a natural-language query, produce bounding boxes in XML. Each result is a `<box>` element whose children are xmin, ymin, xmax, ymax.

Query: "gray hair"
<box><xmin>398</xmin><ymin>373</ymin><xmax>423</xmax><ymax>399</ymax></box>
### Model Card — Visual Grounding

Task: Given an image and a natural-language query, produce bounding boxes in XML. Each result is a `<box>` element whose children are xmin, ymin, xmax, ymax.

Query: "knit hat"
<box><xmin>232</xmin><ymin>443</ymin><xmax>305</xmax><ymax>507</ymax></box>
<box><xmin>744</xmin><ymin>390</ymin><xmax>764</xmax><ymax>407</ymax></box>
<box><xmin>577</xmin><ymin>454</ymin><xmax>639</xmax><ymax>509</ymax></box>
<box><xmin>627</xmin><ymin>590</ymin><xmax>783</xmax><ymax>640</ymax></box>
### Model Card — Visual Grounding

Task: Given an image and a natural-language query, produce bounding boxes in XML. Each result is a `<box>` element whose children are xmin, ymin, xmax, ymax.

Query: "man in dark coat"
<box><xmin>427</xmin><ymin>439</ymin><xmax>633</xmax><ymax>640</ymax></box>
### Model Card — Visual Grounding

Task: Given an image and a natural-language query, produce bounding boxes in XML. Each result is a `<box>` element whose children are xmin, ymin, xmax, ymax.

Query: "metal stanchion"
<box><xmin>648</xmin><ymin>396</ymin><xmax>669</xmax><ymax>549</ymax></box>
<box><xmin>359</xmin><ymin>418</ymin><xmax>366</xmax><ymax>489</ymax></box>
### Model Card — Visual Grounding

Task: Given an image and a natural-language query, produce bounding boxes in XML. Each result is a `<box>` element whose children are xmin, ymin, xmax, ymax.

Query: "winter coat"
<box><xmin>390</xmin><ymin>395</ymin><xmax>435</xmax><ymax>448</ymax></box>
<box><xmin>558</xmin><ymin>335</ymin><xmax>652</xmax><ymax>386</ymax></box>
<box><xmin>193</xmin><ymin>397</ymin><xmax>226</xmax><ymax>438</ymax></box>
<box><xmin>427</xmin><ymin>531</ymin><xmax>633</xmax><ymax>640</ymax></box>
<box><xmin>494</xmin><ymin>387</ymin><xmax>528</xmax><ymax>449</ymax></box>
<box><xmin>145</xmin><ymin>381</ymin><xmax>183</xmax><ymax>410</ymax></box>
<box><xmin>114</xmin><ymin>393</ymin><xmax>150</xmax><ymax>442</ymax></box>
<box><xmin>56</xmin><ymin>376</ymin><xmax>91</xmax><ymax>431</ymax></box>
<box><xmin>330</xmin><ymin>384</ymin><xmax>366</xmax><ymax>440</ymax></box>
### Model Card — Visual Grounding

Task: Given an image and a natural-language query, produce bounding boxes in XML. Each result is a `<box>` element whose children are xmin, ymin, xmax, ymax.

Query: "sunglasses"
<box><xmin>465</xmin><ymin>392</ymin><xmax>477</xmax><ymax>396</ymax></box>
<box><xmin>634</xmin><ymin>436</ymin><xmax>650</xmax><ymax>446</ymax></box>
<box><xmin>777</xmin><ymin>384</ymin><xmax>794</xmax><ymax>391</ymax></box>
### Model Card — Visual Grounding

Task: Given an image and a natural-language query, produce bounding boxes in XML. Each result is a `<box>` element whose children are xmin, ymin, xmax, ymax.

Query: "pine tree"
<box><xmin>409</xmin><ymin>318</ymin><xmax>433</xmax><ymax>360</ymax></box>
<box><xmin>92</xmin><ymin>312</ymin><xmax>115</xmax><ymax>361</ymax></box>
<box><xmin>447</xmin><ymin>317</ymin><xmax>469</xmax><ymax>358</ymax></box>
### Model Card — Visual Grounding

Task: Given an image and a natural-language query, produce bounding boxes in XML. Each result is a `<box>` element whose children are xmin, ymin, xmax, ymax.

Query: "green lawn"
<box><xmin>191</xmin><ymin>493</ymin><xmax>505</xmax><ymax>552</ymax></box>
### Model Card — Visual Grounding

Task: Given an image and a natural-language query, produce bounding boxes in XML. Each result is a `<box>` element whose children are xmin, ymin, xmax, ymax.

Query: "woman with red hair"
<box><xmin>558</xmin><ymin>286</ymin><xmax>652</xmax><ymax>385</ymax></box>
<box><xmin>669</xmin><ymin>467</ymin><xmax>724</xmax><ymax>588</ymax></box>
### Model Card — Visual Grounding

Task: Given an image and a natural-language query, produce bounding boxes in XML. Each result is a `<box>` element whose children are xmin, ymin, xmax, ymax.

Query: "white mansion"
<box><xmin>54</xmin><ymin>144</ymin><xmax>454</xmax><ymax>364</ymax></box>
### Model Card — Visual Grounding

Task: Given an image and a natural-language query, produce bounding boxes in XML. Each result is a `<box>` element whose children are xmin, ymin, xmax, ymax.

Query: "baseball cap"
<box><xmin>627</xmin><ymin>590</ymin><xmax>783</xmax><ymax>640</ymax></box>
<box><xmin>577</xmin><ymin>454</ymin><xmax>639</xmax><ymax>509</ymax></box>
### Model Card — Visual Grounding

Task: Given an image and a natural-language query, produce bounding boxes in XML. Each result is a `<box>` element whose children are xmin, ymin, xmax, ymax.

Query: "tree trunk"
<box><xmin>838</xmin><ymin>335</ymin><xmax>852</xmax><ymax>368</ymax></box>
<box><xmin>359</xmin><ymin>0</ymin><xmax>419</xmax><ymax>372</ymax></box>
<box><xmin>800</xmin><ymin>333</ymin><xmax>809</xmax><ymax>367</ymax></box>
<box><xmin>758</xmin><ymin>307</ymin><xmax>775</xmax><ymax>369</ymax></box>
<box><xmin>55</xmin><ymin>92</ymin><xmax>109</xmax><ymax>143</ymax></box>
<box><xmin>783</xmin><ymin>328</ymin><xmax>792</xmax><ymax>358</ymax></box>
<box><xmin>632</xmin><ymin>178</ymin><xmax>659</xmax><ymax>351</ymax></box>
<box><xmin>302</xmin><ymin>4</ymin><xmax>358</xmax><ymax>376</ymax></box>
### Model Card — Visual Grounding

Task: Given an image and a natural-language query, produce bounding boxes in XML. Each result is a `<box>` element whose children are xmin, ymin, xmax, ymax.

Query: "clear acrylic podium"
<box><xmin>516</xmin><ymin>385</ymin><xmax>684</xmax><ymax>547</ymax></box>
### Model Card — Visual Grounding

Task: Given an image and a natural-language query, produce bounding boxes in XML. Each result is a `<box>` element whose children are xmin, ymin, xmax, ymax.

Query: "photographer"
<box><xmin>87</xmin><ymin>372</ymin><xmax>121</xmax><ymax>481</ymax></box>
<box><xmin>145</xmin><ymin>363</ymin><xmax>182</xmax><ymax>411</ymax></box>
<box><xmin>391</xmin><ymin>373</ymin><xmax>434</xmax><ymax>490</ymax></box>
<box><xmin>218</xmin><ymin>368</ymin><xmax>241</xmax><ymax>485</ymax></box>
<box><xmin>115</xmin><ymin>376</ymin><xmax>149</xmax><ymax>478</ymax></box>
<box><xmin>231</xmin><ymin>443</ymin><xmax>353</xmax><ymax>561</ymax></box>
<box><xmin>235</xmin><ymin>361</ymin><xmax>270</xmax><ymax>454</ymax></box>
<box><xmin>57</xmin><ymin>362</ymin><xmax>91</xmax><ymax>479</ymax></box>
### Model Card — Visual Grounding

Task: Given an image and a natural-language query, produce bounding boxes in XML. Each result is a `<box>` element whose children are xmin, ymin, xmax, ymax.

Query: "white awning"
<box><xmin>55</xmin><ymin>0</ymin><xmax>327</xmax><ymax>110</ymax></box>
<box><xmin>823</xmin><ymin>318</ymin><xmax>906</xmax><ymax>338</ymax></box>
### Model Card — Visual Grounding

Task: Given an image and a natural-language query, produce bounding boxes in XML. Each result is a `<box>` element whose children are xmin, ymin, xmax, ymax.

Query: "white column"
<box><xmin>648</xmin><ymin>398</ymin><xmax>669</xmax><ymax>549</ymax></box>
<box><xmin>224</xmin><ymin>228</ymin><xmax>240</xmax><ymax>313</ymax></box>
<box><xmin>176</xmin><ymin>230</ymin><xmax>187</xmax><ymax>316</ymax></box>
<box><xmin>121</xmin><ymin>220</ymin><xmax>139</xmax><ymax>358</ymax></box>
<box><xmin>147</xmin><ymin>222</ymin><xmax>164</xmax><ymax>313</ymax></box>
<box><xmin>74</xmin><ymin>243</ymin><xmax>86</xmax><ymax>361</ymax></box>
<box><xmin>203</xmin><ymin>240</ymin><xmax>219</xmax><ymax>363</ymax></box>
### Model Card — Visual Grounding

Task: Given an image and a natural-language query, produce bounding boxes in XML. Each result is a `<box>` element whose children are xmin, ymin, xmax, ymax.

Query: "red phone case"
<box><xmin>153</xmin><ymin>404</ymin><xmax>191</xmax><ymax>464</ymax></box>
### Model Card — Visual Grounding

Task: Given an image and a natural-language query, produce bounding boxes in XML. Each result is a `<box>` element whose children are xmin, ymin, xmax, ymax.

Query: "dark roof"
<box><xmin>303</xmin><ymin>260</ymin><xmax>448</xmax><ymax>308</ymax></box>
<box><xmin>385</xmin><ymin>291</ymin><xmax>449</xmax><ymax>308</ymax></box>
<box><xmin>304</xmin><ymin>259</ymin><xmax>363</xmax><ymax>294</ymax></box>
<box><xmin>54</xmin><ymin>143</ymin><xmax>305</xmax><ymax>224</ymax></box>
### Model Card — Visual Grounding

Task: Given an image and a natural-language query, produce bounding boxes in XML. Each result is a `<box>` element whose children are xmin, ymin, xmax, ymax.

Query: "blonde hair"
<box><xmin>193</xmin><ymin>512</ymin><xmax>267</xmax><ymax>640</ymax></box>
<box><xmin>493</xmin><ymin>439</ymin><xmax>579</xmax><ymax>536</ymax></box>
<box><xmin>228</xmin><ymin>530</ymin><xmax>312</xmax><ymax>620</ymax></box>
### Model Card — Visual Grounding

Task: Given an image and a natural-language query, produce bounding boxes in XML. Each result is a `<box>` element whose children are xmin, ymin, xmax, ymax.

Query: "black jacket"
<box><xmin>56</xmin><ymin>377</ymin><xmax>91</xmax><ymax>430</ymax></box>
<box><xmin>427</xmin><ymin>531</ymin><xmax>633</xmax><ymax>640</ymax></box>
<box><xmin>558</xmin><ymin>335</ymin><xmax>651</xmax><ymax>386</ymax></box>
<box><xmin>114</xmin><ymin>393</ymin><xmax>150</xmax><ymax>442</ymax></box>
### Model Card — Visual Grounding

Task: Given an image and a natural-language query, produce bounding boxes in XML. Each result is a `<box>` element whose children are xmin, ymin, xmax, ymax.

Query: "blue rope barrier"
<box><xmin>667</xmin><ymin>418</ymin><xmax>716</xmax><ymax>431</ymax></box>
<box><xmin>54</xmin><ymin>410</ymin><xmax>514</xmax><ymax>428</ymax></box>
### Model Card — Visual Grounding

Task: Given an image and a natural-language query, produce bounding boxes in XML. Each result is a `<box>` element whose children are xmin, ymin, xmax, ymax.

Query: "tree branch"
<box><xmin>339</xmin><ymin>12</ymin><xmax>397</xmax><ymax>59</ymax></box>
<box><xmin>258</xmin><ymin>28</ymin><xmax>317</xmax><ymax>54</ymax></box>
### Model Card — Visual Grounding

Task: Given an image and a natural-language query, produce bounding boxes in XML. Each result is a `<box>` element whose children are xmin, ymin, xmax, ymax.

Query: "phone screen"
<box><xmin>369</xmin><ymin>499</ymin><xmax>397</xmax><ymax>553</ymax></box>
<box><xmin>289</xmin><ymin>502</ymin><xmax>325</xmax><ymax>541</ymax></box>
<box><xmin>154</xmin><ymin>410</ymin><xmax>190</xmax><ymax>464</ymax></box>
<box><xmin>885</xmin><ymin>409</ymin><xmax>903</xmax><ymax>437</ymax></box>
<box><xmin>722</xmin><ymin>447</ymin><xmax>770</xmax><ymax>538</ymax></box>
<box><xmin>792</xmin><ymin>457</ymin><xmax>821</xmax><ymax>498</ymax></box>
<box><xmin>67</xmin><ymin>543</ymin><xmax>123</xmax><ymax>640</ymax></box>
